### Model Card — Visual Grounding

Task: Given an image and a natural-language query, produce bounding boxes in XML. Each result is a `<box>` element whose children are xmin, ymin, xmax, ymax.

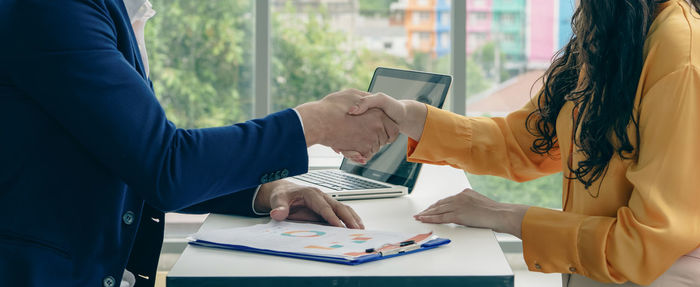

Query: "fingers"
<box><xmin>339</xmin><ymin>150</ymin><xmax>372</xmax><ymax>165</ymax></box>
<box><xmin>380</xmin><ymin>113</ymin><xmax>400</xmax><ymax>144</ymax></box>
<box><xmin>269</xmin><ymin>190</ymin><xmax>293</xmax><ymax>222</ymax></box>
<box><xmin>336</xmin><ymin>109</ymin><xmax>398</xmax><ymax>164</ymax></box>
<box><xmin>329</xmin><ymin>201</ymin><xmax>363</xmax><ymax>229</ymax></box>
<box><xmin>347</xmin><ymin>206</ymin><xmax>365</xmax><ymax>229</ymax></box>
<box><xmin>359</xmin><ymin>150</ymin><xmax>376</xmax><ymax>163</ymax></box>
<box><xmin>302</xmin><ymin>190</ymin><xmax>345</xmax><ymax>228</ymax></box>
<box><xmin>299</xmin><ymin>188</ymin><xmax>363</xmax><ymax>229</ymax></box>
<box><xmin>422</xmin><ymin>196</ymin><xmax>454</xmax><ymax>212</ymax></box>
<box><xmin>339</xmin><ymin>150</ymin><xmax>367</xmax><ymax>164</ymax></box>
<box><xmin>372</xmin><ymin>131</ymin><xmax>382</xmax><ymax>156</ymax></box>
<box><xmin>351</xmin><ymin>108</ymin><xmax>387</xmax><ymax>160</ymax></box>
<box><xmin>418</xmin><ymin>189</ymin><xmax>473</xmax><ymax>214</ymax></box>
<box><xmin>266</xmin><ymin>178</ymin><xmax>366</xmax><ymax>229</ymax></box>
<box><xmin>341</xmin><ymin>88</ymin><xmax>371</xmax><ymax>97</ymax></box>
<box><xmin>415</xmin><ymin>213</ymin><xmax>455</xmax><ymax>224</ymax></box>
<box><xmin>413</xmin><ymin>193</ymin><xmax>462</xmax><ymax>224</ymax></box>
<box><xmin>286</xmin><ymin>207</ymin><xmax>324</xmax><ymax>223</ymax></box>
<box><xmin>413</xmin><ymin>188</ymin><xmax>502</xmax><ymax>229</ymax></box>
<box><xmin>340</xmin><ymin>150</ymin><xmax>366</xmax><ymax>164</ymax></box>
<box><xmin>348</xmin><ymin>93</ymin><xmax>389</xmax><ymax>116</ymax></box>
<box><xmin>327</xmin><ymin>89</ymin><xmax>371</xmax><ymax>106</ymax></box>
<box><xmin>415</xmin><ymin>203</ymin><xmax>455</xmax><ymax>217</ymax></box>
<box><xmin>361</xmin><ymin>108</ymin><xmax>389</xmax><ymax>145</ymax></box>
<box><xmin>376</xmin><ymin>115</ymin><xmax>389</xmax><ymax>148</ymax></box>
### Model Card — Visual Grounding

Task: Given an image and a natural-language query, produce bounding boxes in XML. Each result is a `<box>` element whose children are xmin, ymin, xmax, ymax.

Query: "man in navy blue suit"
<box><xmin>0</xmin><ymin>0</ymin><xmax>399</xmax><ymax>286</ymax></box>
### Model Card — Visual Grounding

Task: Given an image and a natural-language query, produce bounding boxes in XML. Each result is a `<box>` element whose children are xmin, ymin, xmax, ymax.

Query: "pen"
<box><xmin>365</xmin><ymin>242</ymin><xmax>396</xmax><ymax>254</ymax></box>
<box><xmin>379</xmin><ymin>240</ymin><xmax>420</xmax><ymax>256</ymax></box>
<box><xmin>367</xmin><ymin>239</ymin><xmax>419</xmax><ymax>255</ymax></box>
<box><xmin>379</xmin><ymin>243</ymin><xmax>420</xmax><ymax>256</ymax></box>
<box><xmin>400</xmin><ymin>240</ymin><xmax>415</xmax><ymax>247</ymax></box>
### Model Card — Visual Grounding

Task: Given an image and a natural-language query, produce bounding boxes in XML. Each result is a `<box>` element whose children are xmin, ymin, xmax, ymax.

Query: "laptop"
<box><xmin>287</xmin><ymin>67</ymin><xmax>452</xmax><ymax>200</ymax></box>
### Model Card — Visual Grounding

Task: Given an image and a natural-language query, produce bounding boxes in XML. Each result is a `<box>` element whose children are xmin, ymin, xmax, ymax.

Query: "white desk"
<box><xmin>167</xmin><ymin>164</ymin><xmax>514</xmax><ymax>287</ymax></box>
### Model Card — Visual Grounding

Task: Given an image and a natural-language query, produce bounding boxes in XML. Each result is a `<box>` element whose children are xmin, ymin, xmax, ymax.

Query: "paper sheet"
<box><xmin>191</xmin><ymin>220</ymin><xmax>434</xmax><ymax>259</ymax></box>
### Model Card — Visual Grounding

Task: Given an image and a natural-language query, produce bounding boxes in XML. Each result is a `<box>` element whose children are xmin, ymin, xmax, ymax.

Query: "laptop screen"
<box><xmin>339</xmin><ymin>67</ymin><xmax>451</xmax><ymax>192</ymax></box>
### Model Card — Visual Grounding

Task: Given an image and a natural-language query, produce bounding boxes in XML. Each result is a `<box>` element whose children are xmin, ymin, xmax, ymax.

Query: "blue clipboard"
<box><xmin>188</xmin><ymin>237</ymin><xmax>451</xmax><ymax>265</ymax></box>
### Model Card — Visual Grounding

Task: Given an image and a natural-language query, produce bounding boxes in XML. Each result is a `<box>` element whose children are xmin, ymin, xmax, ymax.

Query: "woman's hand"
<box><xmin>348</xmin><ymin>93</ymin><xmax>427</xmax><ymax>141</ymax></box>
<box><xmin>296</xmin><ymin>89</ymin><xmax>400</xmax><ymax>161</ymax></box>
<box><xmin>414</xmin><ymin>188</ymin><xmax>529</xmax><ymax>238</ymax></box>
<box><xmin>342</xmin><ymin>93</ymin><xmax>428</xmax><ymax>163</ymax></box>
<box><xmin>254</xmin><ymin>180</ymin><xmax>364</xmax><ymax>229</ymax></box>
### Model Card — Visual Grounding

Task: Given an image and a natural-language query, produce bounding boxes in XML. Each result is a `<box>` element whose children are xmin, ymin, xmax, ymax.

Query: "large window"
<box><xmin>143</xmin><ymin>0</ymin><xmax>577</xmax><ymax>243</ymax></box>
<box><xmin>464</xmin><ymin>0</ymin><xmax>575</xmax><ymax>209</ymax></box>
<box><xmin>269</xmin><ymin>0</ymin><xmax>450</xmax><ymax>112</ymax></box>
<box><xmin>146</xmin><ymin>0</ymin><xmax>453</xmax><ymax>245</ymax></box>
<box><xmin>144</xmin><ymin>0</ymin><xmax>255</xmax><ymax>247</ymax></box>
<box><xmin>145</xmin><ymin>0</ymin><xmax>254</xmax><ymax>129</ymax></box>
<box><xmin>145</xmin><ymin>0</ymin><xmax>454</xmax><ymax>128</ymax></box>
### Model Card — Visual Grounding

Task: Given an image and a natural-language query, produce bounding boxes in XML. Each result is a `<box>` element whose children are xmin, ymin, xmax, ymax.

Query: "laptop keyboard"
<box><xmin>294</xmin><ymin>170</ymin><xmax>391</xmax><ymax>191</ymax></box>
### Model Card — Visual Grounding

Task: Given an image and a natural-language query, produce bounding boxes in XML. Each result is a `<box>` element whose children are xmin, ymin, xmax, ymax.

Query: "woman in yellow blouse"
<box><xmin>348</xmin><ymin>0</ymin><xmax>700</xmax><ymax>286</ymax></box>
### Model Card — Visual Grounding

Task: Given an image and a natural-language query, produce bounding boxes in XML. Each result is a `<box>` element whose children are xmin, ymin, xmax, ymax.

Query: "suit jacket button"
<box><xmin>103</xmin><ymin>276</ymin><xmax>116</xmax><ymax>287</ymax></box>
<box><xmin>122</xmin><ymin>211</ymin><xmax>135</xmax><ymax>225</ymax></box>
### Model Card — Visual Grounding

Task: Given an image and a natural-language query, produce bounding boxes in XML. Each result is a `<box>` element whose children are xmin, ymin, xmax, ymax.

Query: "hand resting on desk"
<box><xmin>347</xmin><ymin>93</ymin><xmax>528</xmax><ymax>238</ymax></box>
<box><xmin>414</xmin><ymin>188</ymin><xmax>528</xmax><ymax>239</ymax></box>
<box><xmin>254</xmin><ymin>179</ymin><xmax>365</xmax><ymax>230</ymax></box>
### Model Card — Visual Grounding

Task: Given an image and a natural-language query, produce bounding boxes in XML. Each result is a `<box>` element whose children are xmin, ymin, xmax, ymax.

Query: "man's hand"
<box><xmin>414</xmin><ymin>188</ymin><xmax>528</xmax><ymax>238</ymax></box>
<box><xmin>341</xmin><ymin>92</ymin><xmax>428</xmax><ymax>163</ymax></box>
<box><xmin>254</xmin><ymin>180</ymin><xmax>364</xmax><ymax>229</ymax></box>
<box><xmin>296</xmin><ymin>89</ymin><xmax>399</xmax><ymax>162</ymax></box>
<box><xmin>348</xmin><ymin>92</ymin><xmax>427</xmax><ymax>141</ymax></box>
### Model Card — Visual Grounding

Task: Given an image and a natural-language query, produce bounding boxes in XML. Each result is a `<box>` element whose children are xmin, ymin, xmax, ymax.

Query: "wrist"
<box><xmin>400</xmin><ymin>100</ymin><xmax>427</xmax><ymax>141</ymax></box>
<box><xmin>251</xmin><ymin>186</ymin><xmax>270</xmax><ymax>215</ymax></box>
<box><xmin>497</xmin><ymin>204</ymin><xmax>528</xmax><ymax>239</ymax></box>
<box><xmin>295</xmin><ymin>102</ymin><xmax>325</xmax><ymax>147</ymax></box>
<box><xmin>254</xmin><ymin>182</ymin><xmax>278</xmax><ymax>213</ymax></box>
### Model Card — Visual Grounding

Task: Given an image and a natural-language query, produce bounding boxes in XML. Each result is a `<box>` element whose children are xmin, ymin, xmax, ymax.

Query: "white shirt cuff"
<box><xmin>251</xmin><ymin>185</ymin><xmax>270</xmax><ymax>216</ymax></box>
<box><xmin>292</xmin><ymin>108</ymin><xmax>305</xmax><ymax>135</ymax></box>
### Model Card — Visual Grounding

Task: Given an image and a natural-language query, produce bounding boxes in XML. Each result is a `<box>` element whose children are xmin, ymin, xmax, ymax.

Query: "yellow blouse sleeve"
<box><xmin>407</xmin><ymin>98</ymin><xmax>561</xmax><ymax>182</ymax></box>
<box><xmin>522</xmin><ymin>66</ymin><xmax>700</xmax><ymax>284</ymax></box>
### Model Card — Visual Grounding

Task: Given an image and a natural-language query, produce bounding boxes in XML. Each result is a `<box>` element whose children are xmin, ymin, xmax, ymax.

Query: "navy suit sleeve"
<box><xmin>4</xmin><ymin>0</ymin><xmax>308</xmax><ymax>211</ymax></box>
<box><xmin>177</xmin><ymin>187</ymin><xmax>264</xmax><ymax>217</ymax></box>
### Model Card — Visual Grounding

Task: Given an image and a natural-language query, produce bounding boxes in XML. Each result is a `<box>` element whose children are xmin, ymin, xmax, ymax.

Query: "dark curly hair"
<box><xmin>527</xmin><ymin>0</ymin><xmax>700</xmax><ymax>189</ymax></box>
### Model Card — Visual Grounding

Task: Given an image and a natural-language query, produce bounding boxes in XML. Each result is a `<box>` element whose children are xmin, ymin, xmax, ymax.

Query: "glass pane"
<box><xmin>464</xmin><ymin>0</ymin><xmax>576</xmax><ymax>209</ymax></box>
<box><xmin>270</xmin><ymin>0</ymin><xmax>452</xmax><ymax>112</ymax></box>
<box><xmin>145</xmin><ymin>0</ymin><xmax>254</xmax><ymax>129</ymax></box>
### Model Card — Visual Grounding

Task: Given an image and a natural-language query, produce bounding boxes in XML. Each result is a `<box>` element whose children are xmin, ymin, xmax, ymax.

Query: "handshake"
<box><xmin>295</xmin><ymin>89</ymin><xmax>427</xmax><ymax>163</ymax></box>
<box><xmin>256</xmin><ymin>89</ymin><xmax>428</xmax><ymax>228</ymax></box>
